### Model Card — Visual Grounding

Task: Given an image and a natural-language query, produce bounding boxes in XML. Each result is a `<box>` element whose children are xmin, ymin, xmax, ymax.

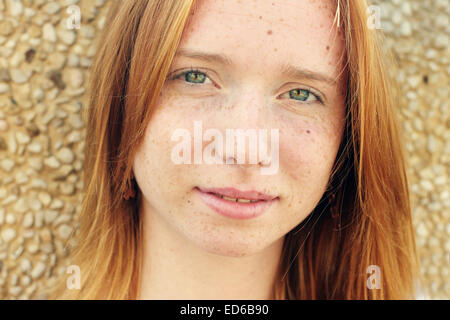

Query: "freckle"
<box><xmin>267</xmin><ymin>29</ymin><xmax>272</xmax><ymax>35</ymax></box>
<box><xmin>306</xmin><ymin>130</ymin><xmax>311</xmax><ymax>134</ymax></box>
<box><xmin>259</xmin><ymin>15</ymin><xmax>262</xmax><ymax>19</ymax></box>
<box><xmin>274</xmin><ymin>47</ymin><xmax>277</xmax><ymax>52</ymax></box>
<box><xmin>280</xmin><ymin>18</ymin><xmax>284</xmax><ymax>22</ymax></box>
<box><xmin>326</xmin><ymin>46</ymin><xmax>330</xmax><ymax>50</ymax></box>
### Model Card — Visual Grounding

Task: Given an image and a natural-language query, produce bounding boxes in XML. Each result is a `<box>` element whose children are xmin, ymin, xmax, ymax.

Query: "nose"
<box><xmin>212</xmin><ymin>90</ymin><xmax>274</xmax><ymax>169</ymax></box>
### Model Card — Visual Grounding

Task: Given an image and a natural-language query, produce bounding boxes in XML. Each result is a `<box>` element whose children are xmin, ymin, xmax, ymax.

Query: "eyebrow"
<box><xmin>174</xmin><ymin>49</ymin><xmax>338</xmax><ymax>86</ymax></box>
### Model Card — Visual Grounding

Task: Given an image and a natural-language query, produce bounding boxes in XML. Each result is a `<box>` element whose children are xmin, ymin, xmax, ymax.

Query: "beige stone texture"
<box><xmin>0</xmin><ymin>0</ymin><xmax>448</xmax><ymax>299</ymax></box>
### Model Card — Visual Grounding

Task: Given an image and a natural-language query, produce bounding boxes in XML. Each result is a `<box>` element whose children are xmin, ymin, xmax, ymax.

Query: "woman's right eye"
<box><xmin>173</xmin><ymin>69</ymin><xmax>213</xmax><ymax>85</ymax></box>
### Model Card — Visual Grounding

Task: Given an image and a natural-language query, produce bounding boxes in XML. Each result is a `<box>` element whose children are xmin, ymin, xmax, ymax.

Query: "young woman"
<box><xmin>50</xmin><ymin>0</ymin><xmax>419</xmax><ymax>299</ymax></box>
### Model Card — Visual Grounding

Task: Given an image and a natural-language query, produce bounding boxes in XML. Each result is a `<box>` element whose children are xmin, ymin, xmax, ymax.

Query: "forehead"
<box><xmin>179</xmin><ymin>0</ymin><xmax>345</xmax><ymax>78</ymax></box>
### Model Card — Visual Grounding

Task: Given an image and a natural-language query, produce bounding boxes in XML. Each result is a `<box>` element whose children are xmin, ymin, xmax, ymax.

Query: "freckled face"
<box><xmin>133</xmin><ymin>0</ymin><xmax>347</xmax><ymax>256</ymax></box>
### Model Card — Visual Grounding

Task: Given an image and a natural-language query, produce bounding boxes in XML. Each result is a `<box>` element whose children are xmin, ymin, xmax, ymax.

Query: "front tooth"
<box><xmin>237</xmin><ymin>199</ymin><xmax>251</xmax><ymax>203</ymax></box>
<box><xmin>223</xmin><ymin>196</ymin><xmax>237</xmax><ymax>202</ymax></box>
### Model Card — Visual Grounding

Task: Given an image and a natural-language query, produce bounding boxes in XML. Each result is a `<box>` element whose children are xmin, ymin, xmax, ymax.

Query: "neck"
<box><xmin>138</xmin><ymin>200</ymin><xmax>284</xmax><ymax>300</ymax></box>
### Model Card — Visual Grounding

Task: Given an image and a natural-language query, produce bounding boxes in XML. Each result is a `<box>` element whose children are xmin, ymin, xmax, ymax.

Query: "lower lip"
<box><xmin>195</xmin><ymin>188</ymin><xmax>277</xmax><ymax>219</ymax></box>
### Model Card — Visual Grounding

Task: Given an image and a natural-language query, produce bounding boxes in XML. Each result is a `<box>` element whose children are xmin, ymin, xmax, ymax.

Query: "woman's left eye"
<box><xmin>284</xmin><ymin>88</ymin><xmax>320</xmax><ymax>103</ymax></box>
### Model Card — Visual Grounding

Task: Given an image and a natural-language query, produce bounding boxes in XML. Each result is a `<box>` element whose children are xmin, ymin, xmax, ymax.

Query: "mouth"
<box><xmin>194</xmin><ymin>187</ymin><xmax>279</xmax><ymax>219</ymax></box>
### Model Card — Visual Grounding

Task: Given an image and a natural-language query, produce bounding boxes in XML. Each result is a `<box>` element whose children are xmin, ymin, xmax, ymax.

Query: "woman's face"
<box><xmin>133</xmin><ymin>0</ymin><xmax>347</xmax><ymax>256</ymax></box>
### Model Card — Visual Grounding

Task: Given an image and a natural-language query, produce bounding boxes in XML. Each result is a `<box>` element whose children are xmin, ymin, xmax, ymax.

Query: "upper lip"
<box><xmin>195</xmin><ymin>187</ymin><xmax>278</xmax><ymax>201</ymax></box>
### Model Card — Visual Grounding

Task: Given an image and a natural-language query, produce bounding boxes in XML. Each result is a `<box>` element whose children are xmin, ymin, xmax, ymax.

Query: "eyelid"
<box><xmin>168</xmin><ymin>68</ymin><xmax>216</xmax><ymax>84</ymax></box>
<box><xmin>279</xmin><ymin>86</ymin><xmax>324</xmax><ymax>104</ymax></box>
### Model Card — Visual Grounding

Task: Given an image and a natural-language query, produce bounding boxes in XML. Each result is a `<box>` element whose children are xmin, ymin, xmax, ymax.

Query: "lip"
<box><xmin>195</xmin><ymin>187</ymin><xmax>279</xmax><ymax>219</ymax></box>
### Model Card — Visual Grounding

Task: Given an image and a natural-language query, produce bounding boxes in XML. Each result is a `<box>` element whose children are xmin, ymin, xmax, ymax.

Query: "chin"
<box><xmin>190</xmin><ymin>231</ymin><xmax>270</xmax><ymax>258</ymax></box>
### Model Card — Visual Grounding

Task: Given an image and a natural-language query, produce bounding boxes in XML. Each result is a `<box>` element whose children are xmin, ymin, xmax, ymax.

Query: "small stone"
<box><xmin>80</xmin><ymin>57</ymin><xmax>92</xmax><ymax>68</ymax></box>
<box><xmin>58</xmin><ymin>224</ymin><xmax>72</xmax><ymax>239</ymax></box>
<box><xmin>31</xmin><ymin>262</ymin><xmax>46</xmax><ymax>279</ymax></box>
<box><xmin>16</xmin><ymin>131</ymin><xmax>31</xmax><ymax>144</ymax></box>
<box><xmin>6</xmin><ymin>213</ymin><xmax>15</xmax><ymax>224</ymax></box>
<box><xmin>44</xmin><ymin>210</ymin><xmax>58</xmax><ymax>224</ymax></box>
<box><xmin>407</xmin><ymin>75</ymin><xmax>421</xmax><ymax>88</ymax></box>
<box><xmin>67</xmin><ymin>131</ymin><xmax>82</xmax><ymax>143</ymax></box>
<box><xmin>434</xmin><ymin>34</ymin><xmax>449</xmax><ymax>49</ymax></box>
<box><xmin>0</xmin><ymin>159</ymin><xmax>15</xmax><ymax>172</ymax></box>
<box><xmin>81</xmin><ymin>25</ymin><xmax>96</xmax><ymax>39</ymax></box>
<box><xmin>391</xmin><ymin>11</ymin><xmax>402</xmax><ymax>25</ymax></box>
<box><xmin>38</xmin><ymin>192</ymin><xmax>52</xmax><ymax>206</ymax></box>
<box><xmin>29</xmin><ymin>198</ymin><xmax>42</xmax><ymax>211</ymax></box>
<box><xmin>416</xmin><ymin>222</ymin><xmax>428</xmax><ymax>237</ymax></box>
<box><xmin>12</xmin><ymin>245</ymin><xmax>23</xmax><ymax>259</ymax></box>
<box><xmin>44</xmin><ymin>156</ymin><xmax>61</xmax><ymax>169</ymax></box>
<box><xmin>59</xmin><ymin>30</ymin><xmax>77</xmax><ymax>46</ymax></box>
<box><xmin>0</xmin><ymin>83</ymin><xmax>10</xmax><ymax>94</ymax></box>
<box><xmin>420</xmin><ymin>180</ymin><xmax>434</xmax><ymax>192</ymax></box>
<box><xmin>10</xmin><ymin>68</ymin><xmax>32</xmax><ymax>84</ymax></box>
<box><xmin>0</xmin><ymin>120</ymin><xmax>9</xmax><ymax>131</ymax></box>
<box><xmin>21</xmin><ymin>275</ymin><xmax>31</xmax><ymax>286</ymax></box>
<box><xmin>3</xmin><ymin>195</ymin><xmax>18</xmax><ymax>206</ymax></box>
<box><xmin>43</xmin><ymin>23</ymin><xmax>57</xmax><ymax>42</ymax></box>
<box><xmin>22</xmin><ymin>212</ymin><xmax>34</xmax><ymax>228</ymax></box>
<box><xmin>60</xmin><ymin>182</ymin><xmax>75</xmax><ymax>195</ymax></box>
<box><xmin>68</xmin><ymin>114</ymin><xmax>84</xmax><ymax>129</ymax></box>
<box><xmin>27</xmin><ymin>241</ymin><xmax>39</xmax><ymax>254</ymax></box>
<box><xmin>48</xmin><ymin>52</ymin><xmax>67</xmax><ymax>70</ymax></box>
<box><xmin>56</xmin><ymin>147</ymin><xmax>75</xmax><ymax>164</ymax></box>
<box><xmin>28</xmin><ymin>141</ymin><xmax>42</xmax><ymax>153</ymax></box>
<box><xmin>43</xmin><ymin>2</ymin><xmax>61</xmax><ymax>15</ymax></box>
<box><xmin>49</xmin><ymin>198</ymin><xmax>64</xmax><ymax>209</ymax></box>
<box><xmin>28</xmin><ymin>157</ymin><xmax>43</xmax><ymax>171</ymax></box>
<box><xmin>32</xmin><ymin>88</ymin><xmax>45</xmax><ymax>102</ymax></box>
<box><xmin>35</xmin><ymin>211</ymin><xmax>44</xmax><ymax>228</ymax></box>
<box><xmin>20</xmin><ymin>258</ymin><xmax>31</xmax><ymax>272</ymax></box>
<box><xmin>9</xmin><ymin>286</ymin><xmax>22</xmax><ymax>297</ymax></box>
<box><xmin>13</xmin><ymin>198</ymin><xmax>28</xmax><ymax>213</ymax></box>
<box><xmin>1</xmin><ymin>228</ymin><xmax>17</xmax><ymax>242</ymax></box>
<box><xmin>67</xmin><ymin>53</ymin><xmax>80</xmax><ymax>67</ymax></box>
<box><xmin>399</xmin><ymin>21</ymin><xmax>412</xmax><ymax>36</ymax></box>
<box><xmin>30</xmin><ymin>178</ymin><xmax>48</xmax><ymax>189</ymax></box>
<box><xmin>425</xmin><ymin>49</ymin><xmax>437</xmax><ymax>59</ymax></box>
<box><xmin>15</xmin><ymin>171</ymin><xmax>29</xmax><ymax>184</ymax></box>
<box><xmin>67</xmin><ymin>69</ymin><xmax>84</xmax><ymax>88</ymax></box>
<box><xmin>8</xmin><ymin>0</ymin><xmax>24</xmax><ymax>17</ymax></box>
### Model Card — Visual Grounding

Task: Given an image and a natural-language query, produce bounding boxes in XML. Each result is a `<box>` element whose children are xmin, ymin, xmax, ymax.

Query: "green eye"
<box><xmin>184</xmin><ymin>71</ymin><xmax>207</xmax><ymax>84</ymax></box>
<box><xmin>289</xmin><ymin>89</ymin><xmax>313</xmax><ymax>101</ymax></box>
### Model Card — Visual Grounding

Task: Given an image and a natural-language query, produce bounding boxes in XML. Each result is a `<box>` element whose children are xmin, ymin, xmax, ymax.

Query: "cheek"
<box><xmin>133</xmin><ymin>94</ymin><xmax>208</xmax><ymax>201</ymax></box>
<box><xmin>279</xmin><ymin>118</ymin><xmax>343</xmax><ymax>184</ymax></box>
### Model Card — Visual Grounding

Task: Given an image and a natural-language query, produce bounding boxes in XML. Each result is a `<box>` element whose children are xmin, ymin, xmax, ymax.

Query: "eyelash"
<box><xmin>170</xmin><ymin>68</ymin><xmax>324</xmax><ymax>104</ymax></box>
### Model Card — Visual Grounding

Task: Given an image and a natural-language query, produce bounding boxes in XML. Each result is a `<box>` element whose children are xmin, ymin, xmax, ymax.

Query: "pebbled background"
<box><xmin>0</xmin><ymin>0</ymin><xmax>448</xmax><ymax>299</ymax></box>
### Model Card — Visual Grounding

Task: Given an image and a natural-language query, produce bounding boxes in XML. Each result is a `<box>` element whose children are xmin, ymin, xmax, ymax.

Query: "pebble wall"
<box><xmin>0</xmin><ymin>0</ymin><xmax>448</xmax><ymax>299</ymax></box>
